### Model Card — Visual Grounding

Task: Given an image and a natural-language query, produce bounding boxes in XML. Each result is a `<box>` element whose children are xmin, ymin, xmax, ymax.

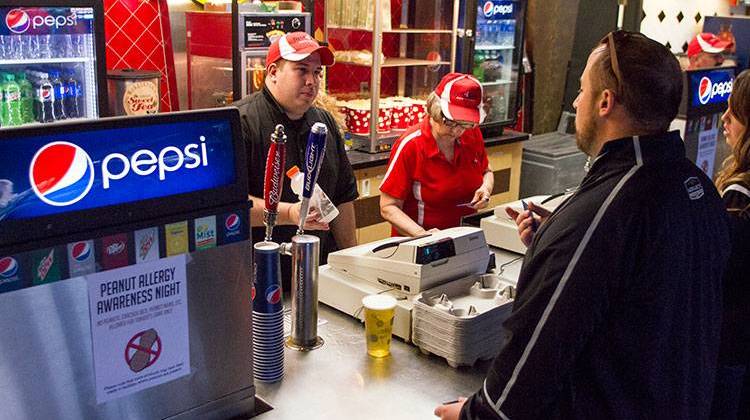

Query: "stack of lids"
<box><xmin>412</xmin><ymin>273</ymin><xmax>516</xmax><ymax>368</ymax></box>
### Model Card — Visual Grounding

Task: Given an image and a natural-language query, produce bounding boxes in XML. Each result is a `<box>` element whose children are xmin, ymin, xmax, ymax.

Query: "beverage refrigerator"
<box><xmin>456</xmin><ymin>0</ymin><xmax>526</xmax><ymax>137</ymax></box>
<box><xmin>0</xmin><ymin>108</ymin><xmax>256</xmax><ymax>419</ymax></box>
<box><xmin>0</xmin><ymin>0</ymin><xmax>107</xmax><ymax>128</ymax></box>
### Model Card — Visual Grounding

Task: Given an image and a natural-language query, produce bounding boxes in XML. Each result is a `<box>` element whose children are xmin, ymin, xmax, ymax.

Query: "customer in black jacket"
<box><xmin>435</xmin><ymin>31</ymin><xmax>730</xmax><ymax>420</ymax></box>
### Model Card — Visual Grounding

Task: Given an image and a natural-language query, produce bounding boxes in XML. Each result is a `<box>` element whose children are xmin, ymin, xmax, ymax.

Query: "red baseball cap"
<box><xmin>266</xmin><ymin>32</ymin><xmax>335</xmax><ymax>69</ymax></box>
<box><xmin>687</xmin><ymin>33</ymin><xmax>732</xmax><ymax>58</ymax></box>
<box><xmin>434</xmin><ymin>73</ymin><xmax>486</xmax><ymax>124</ymax></box>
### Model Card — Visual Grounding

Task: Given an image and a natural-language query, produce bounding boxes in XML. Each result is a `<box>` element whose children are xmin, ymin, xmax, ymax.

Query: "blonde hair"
<box><xmin>426</xmin><ymin>92</ymin><xmax>443</xmax><ymax>122</ymax></box>
<box><xmin>716</xmin><ymin>70</ymin><xmax>750</xmax><ymax>193</ymax></box>
<box><xmin>314</xmin><ymin>90</ymin><xmax>345</xmax><ymax>137</ymax></box>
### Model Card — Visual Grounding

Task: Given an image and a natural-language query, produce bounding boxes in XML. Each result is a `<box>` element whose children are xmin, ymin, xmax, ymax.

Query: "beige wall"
<box><xmin>641</xmin><ymin>0</ymin><xmax>730</xmax><ymax>54</ymax></box>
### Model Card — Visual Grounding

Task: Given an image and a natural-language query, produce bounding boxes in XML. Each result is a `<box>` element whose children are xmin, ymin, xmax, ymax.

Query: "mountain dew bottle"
<box><xmin>0</xmin><ymin>73</ymin><xmax>23</xmax><ymax>127</ymax></box>
<box><xmin>15</xmin><ymin>72</ymin><xmax>34</xmax><ymax>124</ymax></box>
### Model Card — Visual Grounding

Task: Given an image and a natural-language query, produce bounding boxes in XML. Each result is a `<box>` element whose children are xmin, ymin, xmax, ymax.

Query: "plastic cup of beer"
<box><xmin>362</xmin><ymin>294</ymin><xmax>397</xmax><ymax>358</ymax></box>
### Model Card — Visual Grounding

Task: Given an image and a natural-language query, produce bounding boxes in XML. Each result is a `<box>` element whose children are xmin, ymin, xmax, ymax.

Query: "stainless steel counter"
<box><xmin>254</xmin><ymin>248</ymin><xmax>524</xmax><ymax>419</ymax></box>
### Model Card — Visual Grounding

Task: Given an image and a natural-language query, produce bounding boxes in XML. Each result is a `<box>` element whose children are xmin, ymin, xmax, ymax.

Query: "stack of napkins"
<box><xmin>412</xmin><ymin>274</ymin><xmax>516</xmax><ymax>367</ymax></box>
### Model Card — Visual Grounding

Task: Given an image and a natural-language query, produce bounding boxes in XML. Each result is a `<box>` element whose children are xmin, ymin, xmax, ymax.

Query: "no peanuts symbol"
<box><xmin>125</xmin><ymin>328</ymin><xmax>162</xmax><ymax>373</ymax></box>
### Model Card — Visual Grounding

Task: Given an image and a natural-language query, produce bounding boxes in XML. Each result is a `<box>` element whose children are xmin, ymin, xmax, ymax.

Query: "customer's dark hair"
<box><xmin>590</xmin><ymin>31</ymin><xmax>683</xmax><ymax>133</ymax></box>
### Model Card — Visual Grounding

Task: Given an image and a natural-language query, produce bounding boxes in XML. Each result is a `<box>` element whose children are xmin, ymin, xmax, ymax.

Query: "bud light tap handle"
<box><xmin>297</xmin><ymin>123</ymin><xmax>328</xmax><ymax>235</ymax></box>
<box><xmin>263</xmin><ymin>124</ymin><xmax>287</xmax><ymax>241</ymax></box>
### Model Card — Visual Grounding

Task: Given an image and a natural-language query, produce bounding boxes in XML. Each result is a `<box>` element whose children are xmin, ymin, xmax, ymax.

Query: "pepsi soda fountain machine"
<box><xmin>674</xmin><ymin>65</ymin><xmax>736</xmax><ymax>180</ymax></box>
<box><xmin>0</xmin><ymin>108</ymin><xmax>257</xmax><ymax>419</ymax></box>
<box><xmin>0</xmin><ymin>0</ymin><xmax>108</xmax><ymax>128</ymax></box>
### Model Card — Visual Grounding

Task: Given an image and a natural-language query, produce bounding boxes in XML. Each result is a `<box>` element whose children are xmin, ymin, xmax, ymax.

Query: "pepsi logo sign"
<box><xmin>71</xmin><ymin>241</ymin><xmax>91</xmax><ymax>262</ymax></box>
<box><xmin>0</xmin><ymin>257</ymin><xmax>18</xmax><ymax>279</ymax></box>
<box><xmin>28</xmin><ymin>138</ymin><xmax>210</xmax><ymax>207</ymax></box>
<box><xmin>483</xmin><ymin>1</ymin><xmax>513</xmax><ymax>18</ymax></box>
<box><xmin>265</xmin><ymin>284</ymin><xmax>281</xmax><ymax>304</ymax></box>
<box><xmin>698</xmin><ymin>76</ymin><xmax>733</xmax><ymax>105</ymax></box>
<box><xmin>29</xmin><ymin>141</ymin><xmax>94</xmax><ymax>207</ymax></box>
<box><xmin>5</xmin><ymin>9</ymin><xmax>77</xmax><ymax>34</ymax></box>
<box><xmin>225</xmin><ymin>213</ymin><xmax>240</xmax><ymax>232</ymax></box>
<box><xmin>5</xmin><ymin>9</ymin><xmax>30</xmax><ymax>34</ymax></box>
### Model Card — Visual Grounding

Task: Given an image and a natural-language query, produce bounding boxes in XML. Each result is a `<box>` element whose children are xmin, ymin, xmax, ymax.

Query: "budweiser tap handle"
<box><xmin>297</xmin><ymin>123</ymin><xmax>328</xmax><ymax>235</ymax></box>
<box><xmin>263</xmin><ymin>124</ymin><xmax>287</xmax><ymax>241</ymax></box>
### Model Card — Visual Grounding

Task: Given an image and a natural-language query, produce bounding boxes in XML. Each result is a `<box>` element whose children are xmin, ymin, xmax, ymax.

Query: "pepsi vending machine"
<box><xmin>675</xmin><ymin>66</ymin><xmax>736</xmax><ymax>180</ymax></box>
<box><xmin>0</xmin><ymin>0</ymin><xmax>107</xmax><ymax>128</ymax></box>
<box><xmin>456</xmin><ymin>0</ymin><xmax>526</xmax><ymax>137</ymax></box>
<box><xmin>0</xmin><ymin>108</ymin><xmax>256</xmax><ymax>419</ymax></box>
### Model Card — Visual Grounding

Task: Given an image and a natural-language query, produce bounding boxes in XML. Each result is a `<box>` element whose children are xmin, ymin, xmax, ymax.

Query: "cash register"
<box><xmin>480</xmin><ymin>194</ymin><xmax>570</xmax><ymax>253</ymax></box>
<box><xmin>318</xmin><ymin>227</ymin><xmax>491</xmax><ymax>341</ymax></box>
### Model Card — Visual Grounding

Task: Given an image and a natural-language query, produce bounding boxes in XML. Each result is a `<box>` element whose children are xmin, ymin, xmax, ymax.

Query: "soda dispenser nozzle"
<box><xmin>297</xmin><ymin>123</ymin><xmax>328</xmax><ymax>235</ymax></box>
<box><xmin>263</xmin><ymin>124</ymin><xmax>287</xmax><ymax>241</ymax></box>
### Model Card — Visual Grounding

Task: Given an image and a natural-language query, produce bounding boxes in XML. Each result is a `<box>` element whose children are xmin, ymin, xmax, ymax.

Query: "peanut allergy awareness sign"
<box><xmin>87</xmin><ymin>254</ymin><xmax>189</xmax><ymax>403</ymax></box>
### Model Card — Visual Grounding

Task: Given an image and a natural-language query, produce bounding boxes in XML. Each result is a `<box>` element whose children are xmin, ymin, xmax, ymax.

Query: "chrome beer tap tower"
<box><xmin>259</xmin><ymin>123</ymin><xmax>329</xmax><ymax>352</ymax></box>
<box><xmin>282</xmin><ymin>122</ymin><xmax>328</xmax><ymax>351</ymax></box>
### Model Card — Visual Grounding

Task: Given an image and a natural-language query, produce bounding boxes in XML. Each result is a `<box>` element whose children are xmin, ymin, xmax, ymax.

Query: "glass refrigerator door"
<box><xmin>240</xmin><ymin>51</ymin><xmax>267</xmax><ymax>98</ymax></box>
<box><xmin>471</xmin><ymin>0</ymin><xmax>523</xmax><ymax>127</ymax></box>
<box><xmin>0</xmin><ymin>6</ymin><xmax>100</xmax><ymax>128</ymax></box>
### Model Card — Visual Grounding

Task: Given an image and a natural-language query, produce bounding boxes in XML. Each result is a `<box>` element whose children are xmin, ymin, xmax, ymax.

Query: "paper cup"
<box><xmin>388</xmin><ymin>97</ymin><xmax>412</xmax><ymax>130</ymax></box>
<box><xmin>377</xmin><ymin>102</ymin><xmax>393</xmax><ymax>133</ymax></box>
<box><xmin>362</xmin><ymin>294</ymin><xmax>397</xmax><ymax>358</ymax></box>
<box><xmin>346</xmin><ymin>101</ymin><xmax>371</xmax><ymax>135</ymax></box>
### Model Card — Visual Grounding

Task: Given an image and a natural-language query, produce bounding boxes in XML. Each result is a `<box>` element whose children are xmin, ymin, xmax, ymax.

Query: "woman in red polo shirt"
<box><xmin>379</xmin><ymin>73</ymin><xmax>493</xmax><ymax>236</ymax></box>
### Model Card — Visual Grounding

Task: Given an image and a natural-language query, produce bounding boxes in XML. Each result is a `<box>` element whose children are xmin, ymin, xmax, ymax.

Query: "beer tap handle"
<box><xmin>297</xmin><ymin>122</ymin><xmax>328</xmax><ymax>235</ymax></box>
<box><xmin>263</xmin><ymin>124</ymin><xmax>287</xmax><ymax>241</ymax></box>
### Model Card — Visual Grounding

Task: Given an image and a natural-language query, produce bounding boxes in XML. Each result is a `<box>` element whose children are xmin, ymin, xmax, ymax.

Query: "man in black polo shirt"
<box><xmin>234</xmin><ymin>32</ymin><xmax>358</xmax><ymax>290</ymax></box>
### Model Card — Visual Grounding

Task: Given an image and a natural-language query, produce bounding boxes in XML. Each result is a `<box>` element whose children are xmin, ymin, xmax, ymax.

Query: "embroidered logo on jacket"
<box><xmin>684</xmin><ymin>177</ymin><xmax>704</xmax><ymax>200</ymax></box>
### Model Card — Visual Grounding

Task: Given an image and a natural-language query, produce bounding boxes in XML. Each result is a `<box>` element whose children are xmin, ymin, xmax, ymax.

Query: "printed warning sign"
<box><xmin>87</xmin><ymin>254</ymin><xmax>189</xmax><ymax>404</ymax></box>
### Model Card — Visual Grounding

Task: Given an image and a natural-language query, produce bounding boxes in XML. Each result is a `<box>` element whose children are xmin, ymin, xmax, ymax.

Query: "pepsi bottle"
<box><xmin>63</xmin><ymin>69</ymin><xmax>82</xmax><ymax>119</ymax></box>
<box><xmin>49</xmin><ymin>70</ymin><xmax>67</xmax><ymax>121</ymax></box>
<box><xmin>32</xmin><ymin>72</ymin><xmax>55</xmax><ymax>123</ymax></box>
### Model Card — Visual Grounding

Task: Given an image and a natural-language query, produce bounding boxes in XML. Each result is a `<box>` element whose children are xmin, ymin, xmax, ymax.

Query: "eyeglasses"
<box><xmin>600</xmin><ymin>30</ymin><xmax>647</xmax><ymax>96</ymax></box>
<box><xmin>441</xmin><ymin>115</ymin><xmax>477</xmax><ymax>130</ymax></box>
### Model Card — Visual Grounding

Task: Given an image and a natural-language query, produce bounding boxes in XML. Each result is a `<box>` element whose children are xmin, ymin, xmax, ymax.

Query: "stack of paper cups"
<box><xmin>252</xmin><ymin>241</ymin><xmax>285</xmax><ymax>382</ymax></box>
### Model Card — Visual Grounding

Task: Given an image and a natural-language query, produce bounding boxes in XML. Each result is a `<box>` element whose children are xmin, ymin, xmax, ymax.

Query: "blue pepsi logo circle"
<box><xmin>29</xmin><ymin>142</ymin><xmax>94</xmax><ymax>207</ymax></box>
<box><xmin>0</xmin><ymin>257</ymin><xmax>18</xmax><ymax>279</ymax></box>
<box><xmin>6</xmin><ymin>9</ymin><xmax>30</xmax><ymax>34</ymax></box>
<box><xmin>71</xmin><ymin>242</ymin><xmax>91</xmax><ymax>262</ymax></box>
<box><xmin>265</xmin><ymin>285</ymin><xmax>281</xmax><ymax>304</ymax></box>
<box><xmin>225</xmin><ymin>213</ymin><xmax>240</xmax><ymax>231</ymax></box>
<box><xmin>698</xmin><ymin>77</ymin><xmax>712</xmax><ymax>105</ymax></box>
<box><xmin>483</xmin><ymin>1</ymin><xmax>494</xmax><ymax>17</ymax></box>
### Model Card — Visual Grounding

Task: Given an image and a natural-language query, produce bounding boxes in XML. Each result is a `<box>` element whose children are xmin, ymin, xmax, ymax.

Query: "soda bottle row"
<box><xmin>476</xmin><ymin>19</ymin><xmax>516</xmax><ymax>47</ymax></box>
<box><xmin>472</xmin><ymin>51</ymin><xmax>507</xmax><ymax>82</ymax></box>
<box><xmin>0</xmin><ymin>67</ymin><xmax>84</xmax><ymax>128</ymax></box>
<box><xmin>0</xmin><ymin>34</ymin><xmax>87</xmax><ymax>61</ymax></box>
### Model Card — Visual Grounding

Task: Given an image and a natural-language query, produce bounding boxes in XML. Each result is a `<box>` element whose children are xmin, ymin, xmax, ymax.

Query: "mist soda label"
<box><xmin>165</xmin><ymin>221</ymin><xmax>188</xmax><ymax>256</ymax></box>
<box><xmin>134</xmin><ymin>227</ymin><xmax>160</xmax><ymax>263</ymax></box>
<box><xmin>31</xmin><ymin>247</ymin><xmax>61</xmax><ymax>285</ymax></box>
<box><xmin>194</xmin><ymin>216</ymin><xmax>217</xmax><ymax>251</ymax></box>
